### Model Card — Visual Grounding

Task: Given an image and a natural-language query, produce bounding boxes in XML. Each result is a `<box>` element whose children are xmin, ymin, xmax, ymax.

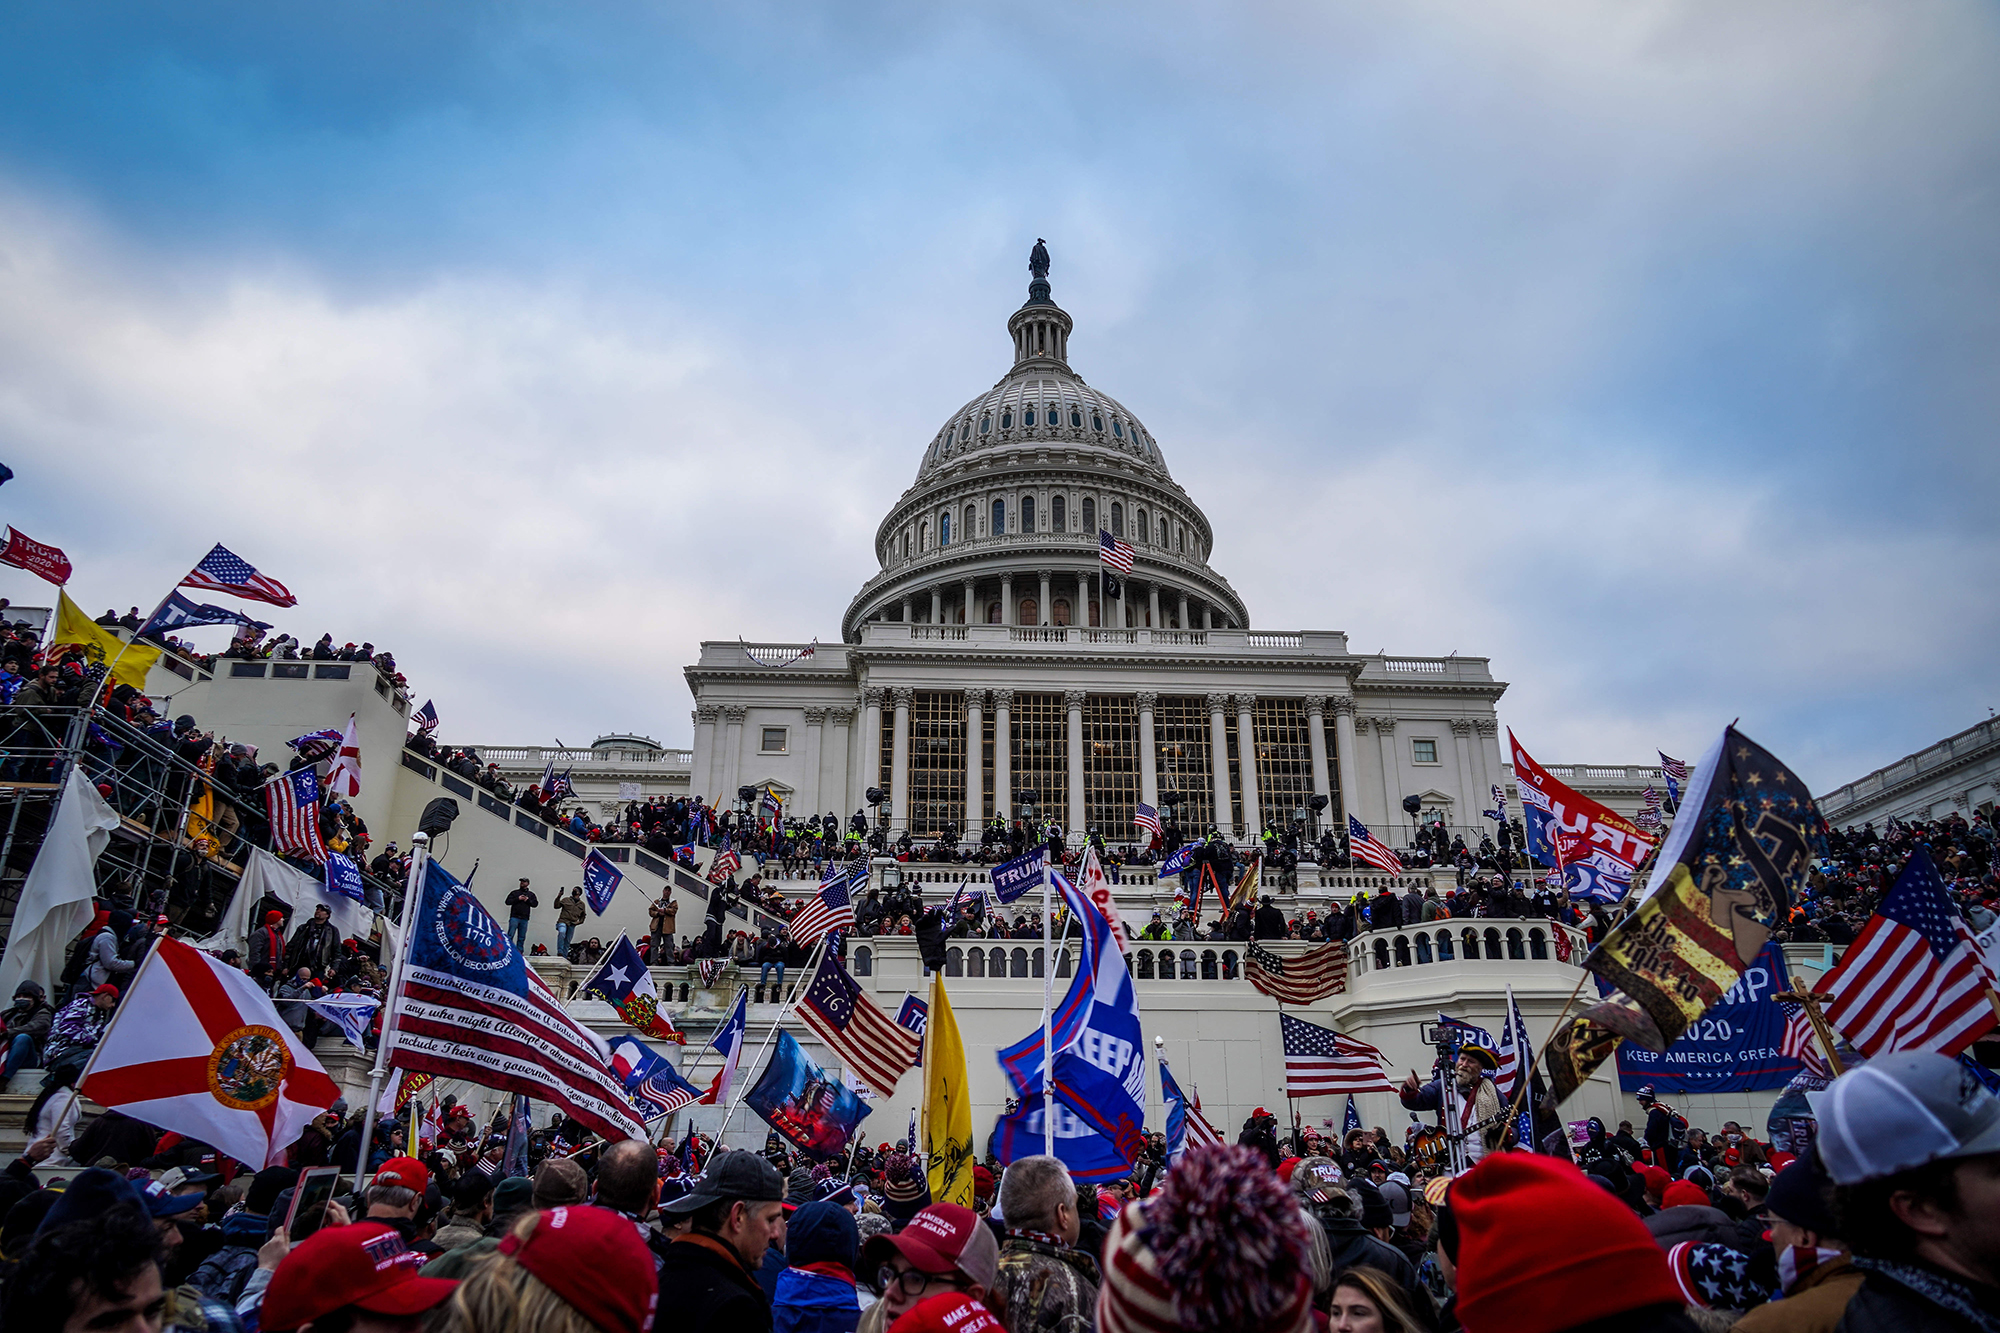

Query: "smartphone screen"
<box><xmin>286</xmin><ymin>1166</ymin><xmax>340</xmax><ymax>1240</ymax></box>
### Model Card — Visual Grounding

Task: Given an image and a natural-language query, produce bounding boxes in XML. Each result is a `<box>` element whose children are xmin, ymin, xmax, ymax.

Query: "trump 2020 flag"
<box><xmin>583</xmin><ymin>848</ymin><xmax>624</xmax><ymax>916</ymax></box>
<box><xmin>80</xmin><ymin>937</ymin><xmax>341</xmax><ymax>1167</ymax></box>
<box><xmin>325</xmin><ymin>852</ymin><xmax>365</xmax><ymax>904</ymax></box>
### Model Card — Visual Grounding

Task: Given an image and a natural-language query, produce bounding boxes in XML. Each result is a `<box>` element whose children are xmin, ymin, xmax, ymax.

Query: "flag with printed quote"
<box><xmin>581</xmin><ymin>934</ymin><xmax>686</xmax><ymax>1044</ymax></box>
<box><xmin>1546</xmin><ymin>726</ymin><xmax>1826</xmax><ymax>1104</ymax></box>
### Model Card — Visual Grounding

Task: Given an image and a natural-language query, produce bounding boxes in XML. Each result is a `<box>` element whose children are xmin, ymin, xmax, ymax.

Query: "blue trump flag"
<box><xmin>1343</xmin><ymin>1095</ymin><xmax>1362</xmax><ymax>1135</ymax></box>
<box><xmin>325</xmin><ymin>852</ymin><xmax>365</xmax><ymax>904</ymax></box>
<box><xmin>997</xmin><ymin>870</ymin><xmax>1148</xmax><ymax>1168</ymax></box>
<box><xmin>1159</xmin><ymin>844</ymin><xmax>1196</xmax><ymax>878</ymax></box>
<box><xmin>138</xmin><ymin>591</ymin><xmax>272</xmax><ymax>638</ymax></box>
<box><xmin>989</xmin><ymin>849</ymin><xmax>1046</xmax><ymax>904</ymax></box>
<box><xmin>746</xmin><ymin>1030</ymin><xmax>871</xmax><ymax>1162</ymax></box>
<box><xmin>583</xmin><ymin>848</ymin><xmax>624</xmax><ymax>916</ymax></box>
<box><xmin>1613</xmin><ymin>940</ymin><xmax>1804</xmax><ymax>1093</ymax></box>
<box><xmin>990</xmin><ymin>1095</ymin><xmax>1134</xmax><ymax>1182</ymax></box>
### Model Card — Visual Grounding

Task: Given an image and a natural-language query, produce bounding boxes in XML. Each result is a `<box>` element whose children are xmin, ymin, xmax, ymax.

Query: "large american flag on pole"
<box><xmin>266</xmin><ymin>767</ymin><xmax>328</xmax><ymax>863</ymax></box>
<box><xmin>797</xmin><ymin>951</ymin><xmax>920</xmax><ymax>1099</ymax></box>
<box><xmin>1347</xmin><ymin>814</ymin><xmax>1404</xmax><ymax>874</ymax></box>
<box><xmin>1098</xmin><ymin>529</ymin><xmax>1135</xmax><ymax>573</ymax></box>
<box><xmin>707</xmin><ymin>848</ymin><xmax>742</xmax><ymax>884</ymax></box>
<box><xmin>1246</xmin><ymin>940</ymin><xmax>1348</xmax><ymax>1005</ymax></box>
<box><xmin>390</xmin><ymin>860</ymin><xmax>646</xmax><ymax>1141</ymax></box>
<box><xmin>1280</xmin><ymin>1014</ymin><xmax>1394</xmax><ymax>1096</ymax></box>
<box><xmin>1822</xmin><ymin>848</ymin><xmax>1998</xmax><ymax>1059</ymax></box>
<box><xmin>790</xmin><ymin>862</ymin><xmax>857</xmax><ymax>946</ymax></box>
<box><xmin>180</xmin><ymin>543</ymin><xmax>298</xmax><ymax>608</ymax></box>
<box><xmin>1133</xmin><ymin>803</ymin><xmax>1162</xmax><ymax>839</ymax></box>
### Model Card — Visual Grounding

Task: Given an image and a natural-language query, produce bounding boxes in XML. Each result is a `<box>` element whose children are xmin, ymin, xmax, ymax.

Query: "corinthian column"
<box><xmin>1207</xmin><ymin>693</ymin><xmax>1232</xmax><ymax>834</ymax></box>
<box><xmin>1136</xmin><ymin>691</ymin><xmax>1160</xmax><ymax>813</ymax></box>
<box><xmin>1065</xmin><ymin>689</ymin><xmax>1087</xmax><ymax>839</ymax></box>
<box><xmin>1304</xmin><ymin>696</ymin><xmax>1331</xmax><ymax>840</ymax></box>
<box><xmin>992</xmin><ymin>689</ymin><xmax>1013</xmax><ymax>827</ymax></box>
<box><xmin>1236</xmin><ymin>694</ymin><xmax>1261</xmax><ymax>837</ymax></box>
<box><xmin>890</xmin><ymin>687</ymin><xmax>914</xmax><ymax>836</ymax></box>
<box><xmin>964</xmin><ymin>691</ymin><xmax>985</xmax><ymax>830</ymax></box>
<box><xmin>1331</xmin><ymin>697</ymin><xmax>1360</xmax><ymax>828</ymax></box>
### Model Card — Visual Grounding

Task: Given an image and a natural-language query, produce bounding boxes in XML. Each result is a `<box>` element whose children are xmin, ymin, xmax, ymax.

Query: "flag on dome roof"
<box><xmin>1098</xmin><ymin>529</ymin><xmax>1135</xmax><ymax>573</ymax></box>
<box><xmin>180</xmin><ymin>543</ymin><xmax>297</xmax><ymax>608</ymax></box>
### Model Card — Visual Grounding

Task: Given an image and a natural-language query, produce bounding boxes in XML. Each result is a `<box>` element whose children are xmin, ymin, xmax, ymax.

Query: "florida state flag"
<box><xmin>81</xmin><ymin>937</ymin><xmax>341</xmax><ymax>1168</ymax></box>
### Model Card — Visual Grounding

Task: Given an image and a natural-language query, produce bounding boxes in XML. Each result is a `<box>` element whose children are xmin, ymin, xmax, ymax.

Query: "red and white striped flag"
<box><xmin>1281</xmin><ymin>1013</ymin><xmax>1394</xmax><ymax>1096</ymax></box>
<box><xmin>1780</xmin><ymin>1002</ymin><xmax>1829</xmax><ymax>1079</ymax></box>
<box><xmin>708</xmin><ymin>849</ymin><xmax>742</xmax><ymax>884</ymax></box>
<box><xmin>181</xmin><ymin>542</ymin><xmax>298</xmax><ymax>608</ymax></box>
<box><xmin>791</xmin><ymin>863</ymin><xmax>856</xmax><ymax>946</ymax></box>
<box><xmin>326</xmin><ymin>713</ymin><xmax>362</xmax><ymax>799</ymax></box>
<box><xmin>1347</xmin><ymin>814</ymin><xmax>1404</xmax><ymax>875</ymax></box>
<box><xmin>1822</xmin><ymin>848</ymin><xmax>1998</xmax><ymax>1059</ymax></box>
<box><xmin>266</xmin><ymin>767</ymin><xmax>328</xmax><ymax>864</ymax></box>
<box><xmin>797</xmin><ymin>951</ymin><xmax>919</xmax><ymax>1099</ymax></box>
<box><xmin>1246</xmin><ymin>940</ymin><xmax>1348</xmax><ymax>1005</ymax></box>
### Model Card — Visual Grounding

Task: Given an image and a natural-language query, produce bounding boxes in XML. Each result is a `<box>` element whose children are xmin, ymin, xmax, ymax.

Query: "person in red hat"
<box><xmin>1449</xmin><ymin>1151</ymin><xmax>1692</xmax><ymax>1333</ymax></box>
<box><xmin>857</xmin><ymin>1201</ymin><xmax>1000</xmax><ymax>1331</ymax></box>
<box><xmin>426</xmin><ymin>1205</ymin><xmax>657</xmax><ymax>1333</ymax></box>
<box><xmin>250</xmin><ymin>909</ymin><xmax>287</xmax><ymax>990</ymax></box>
<box><xmin>262</xmin><ymin>1221</ymin><xmax>458</xmax><ymax>1333</ymax></box>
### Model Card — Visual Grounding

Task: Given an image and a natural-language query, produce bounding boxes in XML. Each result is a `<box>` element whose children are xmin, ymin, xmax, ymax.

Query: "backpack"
<box><xmin>58</xmin><ymin>931</ymin><xmax>97</xmax><ymax>987</ymax></box>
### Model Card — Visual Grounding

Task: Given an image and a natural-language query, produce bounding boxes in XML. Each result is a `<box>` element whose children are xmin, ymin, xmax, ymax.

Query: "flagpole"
<box><xmin>714</xmin><ymin>932</ymin><xmax>831</xmax><ymax>1144</ymax></box>
<box><xmin>1040</xmin><ymin>848</ymin><xmax>1054</xmax><ymax>1158</ymax></box>
<box><xmin>355</xmin><ymin>831</ymin><xmax>431</xmax><ymax>1195</ymax></box>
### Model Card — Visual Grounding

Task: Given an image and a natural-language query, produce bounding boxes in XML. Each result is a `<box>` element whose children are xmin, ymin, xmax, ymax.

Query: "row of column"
<box><xmin>888</xmin><ymin>570</ymin><xmax>1222</xmax><ymax>631</ymax></box>
<box><xmin>873</xmin><ymin>688</ymin><xmax>1359</xmax><ymax>841</ymax></box>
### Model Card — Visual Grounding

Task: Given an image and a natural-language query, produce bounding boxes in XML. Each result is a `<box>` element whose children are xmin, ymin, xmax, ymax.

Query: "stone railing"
<box><xmin>1346</xmin><ymin>920</ymin><xmax>1589</xmax><ymax>976</ymax></box>
<box><xmin>472</xmin><ymin>744</ymin><xmax>694</xmax><ymax>768</ymax></box>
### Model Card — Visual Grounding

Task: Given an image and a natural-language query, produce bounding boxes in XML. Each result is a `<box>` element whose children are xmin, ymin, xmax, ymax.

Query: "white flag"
<box><xmin>0</xmin><ymin>768</ymin><xmax>120</xmax><ymax>1000</ymax></box>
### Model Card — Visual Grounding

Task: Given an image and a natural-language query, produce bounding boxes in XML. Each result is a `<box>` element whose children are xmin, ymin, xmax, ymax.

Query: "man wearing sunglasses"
<box><xmin>856</xmin><ymin>1201</ymin><xmax>1000</xmax><ymax>1330</ymax></box>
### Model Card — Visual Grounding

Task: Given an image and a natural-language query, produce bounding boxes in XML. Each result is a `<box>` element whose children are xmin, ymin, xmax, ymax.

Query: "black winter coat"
<box><xmin>658</xmin><ymin>1235</ymin><xmax>773</xmax><ymax>1333</ymax></box>
<box><xmin>1319</xmin><ymin>1215</ymin><xmax>1434</xmax><ymax>1330</ymax></box>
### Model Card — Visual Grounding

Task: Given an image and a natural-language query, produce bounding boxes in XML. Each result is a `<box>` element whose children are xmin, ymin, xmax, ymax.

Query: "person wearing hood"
<box><xmin>3</xmin><ymin>980</ymin><xmax>54</xmax><ymax>1080</ymax></box>
<box><xmin>87</xmin><ymin>909</ymin><xmax>137</xmax><ymax>989</ymax></box>
<box><xmin>187</xmin><ymin>1193</ymin><xmax>275</xmax><ymax>1306</ymax></box>
<box><xmin>774</xmin><ymin>1200</ymin><xmax>861</xmax><ymax>1333</ymax></box>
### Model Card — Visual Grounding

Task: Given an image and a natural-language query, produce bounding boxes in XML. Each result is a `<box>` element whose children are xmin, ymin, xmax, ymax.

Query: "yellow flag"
<box><xmin>51</xmin><ymin>591</ymin><xmax>159</xmax><ymax>692</ymax></box>
<box><xmin>923</xmin><ymin>971</ymin><xmax>974</xmax><ymax>1207</ymax></box>
<box><xmin>1228</xmin><ymin>855</ymin><xmax>1262</xmax><ymax>910</ymax></box>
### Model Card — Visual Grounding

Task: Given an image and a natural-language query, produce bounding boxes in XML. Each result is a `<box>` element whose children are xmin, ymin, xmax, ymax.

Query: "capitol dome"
<box><xmin>843</xmin><ymin>245</ymin><xmax>1249</xmax><ymax>642</ymax></box>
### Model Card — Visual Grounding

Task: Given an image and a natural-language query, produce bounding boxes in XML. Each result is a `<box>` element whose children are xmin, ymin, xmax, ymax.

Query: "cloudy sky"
<box><xmin>2</xmin><ymin>2</ymin><xmax>1994</xmax><ymax>792</ymax></box>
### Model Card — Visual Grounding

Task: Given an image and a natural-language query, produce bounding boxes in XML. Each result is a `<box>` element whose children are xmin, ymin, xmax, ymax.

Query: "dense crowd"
<box><xmin>2</xmin><ymin>1045</ymin><xmax>1996</xmax><ymax>1333</ymax></box>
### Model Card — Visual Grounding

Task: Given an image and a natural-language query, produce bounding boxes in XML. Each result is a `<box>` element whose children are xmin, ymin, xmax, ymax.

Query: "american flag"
<box><xmin>707</xmin><ymin>848</ymin><xmax>741</xmax><ymax>884</ymax></box>
<box><xmin>797</xmin><ymin>951</ymin><xmax>920</xmax><ymax>1099</ymax></box>
<box><xmin>1280</xmin><ymin>1013</ymin><xmax>1394</xmax><ymax>1096</ymax></box>
<box><xmin>1779</xmin><ymin>1001</ymin><xmax>1829</xmax><ymax>1078</ymax></box>
<box><xmin>1098</xmin><ymin>529</ymin><xmax>1135</xmax><ymax>573</ymax></box>
<box><xmin>1496</xmin><ymin>984</ymin><xmax>1534</xmax><ymax>1102</ymax></box>
<box><xmin>1822</xmin><ymin>848</ymin><xmax>1998</xmax><ymax>1058</ymax></box>
<box><xmin>1133</xmin><ymin>802</ymin><xmax>1162</xmax><ymax>839</ymax></box>
<box><xmin>1246</xmin><ymin>940</ymin><xmax>1349</xmax><ymax>1005</ymax></box>
<box><xmin>267</xmin><ymin>766</ymin><xmax>328</xmax><ymax>863</ymax></box>
<box><xmin>1659</xmin><ymin>751</ymin><xmax>1688</xmax><ymax>806</ymax></box>
<box><xmin>412</xmin><ymin>699</ymin><xmax>439</xmax><ymax>733</ymax></box>
<box><xmin>790</xmin><ymin>862</ymin><xmax>857</xmax><ymax>945</ymax></box>
<box><xmin>180</xmin><ymin>542</ymin><xmax>298</xmax><ymax>608</ymax></box>
<box><xmin>1347</xmin><ymin>814</ymin><xmax>1404</xmax><ymax>874</ymax></box>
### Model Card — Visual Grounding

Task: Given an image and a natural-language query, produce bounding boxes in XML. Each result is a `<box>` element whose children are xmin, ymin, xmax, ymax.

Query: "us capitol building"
<box><xmin>686</xmin><ymin>252</ymin><xmax>1512</xmax><ymax>845</ymax></box>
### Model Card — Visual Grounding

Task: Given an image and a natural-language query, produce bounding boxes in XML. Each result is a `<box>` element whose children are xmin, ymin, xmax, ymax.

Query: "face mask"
<box><xmin>1778</xmin><ymin>1245</ymin><xmax>1845</xmax><ymax>1292</ymax></box>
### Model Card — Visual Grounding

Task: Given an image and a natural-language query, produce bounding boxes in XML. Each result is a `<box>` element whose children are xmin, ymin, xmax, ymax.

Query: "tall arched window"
<box><xmin>1022</xmin><ymin>495</ymin><xmax>1036</xmax><ymax>533</ymax></box>
<box><xmin>987</xmin><ymin>602</ymin><xmax>1003</xmax><ymax>624</ymax></box>
<box><xmin>1053</xmin><ymin>599</ymin><xmax>1071</xmax><ymax>626</ymax></box>
<box><xmin>1136</xmin><ymin>508</ymin><xmax>1148</xmax><ymax>543</ymax></box>
<box><xmin>919</xmin><ymin>520</ymin><xmax>929</xmax><ymax>551</ymax></box>
<box><xmin>1111</xmin><ymin>503</ymin><xmax>1124</xmax><ymax>538</ymax></box>
<box><xmin>1051</xmin><ymin>495</ymin><xmax>1066</xmax><ymax>531</ymax></box>
<box><xmin>966</xmin><ymin>504</ymin><xmax>977</xmax><ymax>539</ymax></box>
<box><xmin>1019</xmin><ymin>598</ymin><xmax>1037</xmax><ymax>625</ymax></box>
<box><xmin>1082</xmin><ymin>497</ymin><xmax>1096</xmax><ymax>532</ymax></box>
<box><xmin>939</xmin><ymin>512</ymin><xmax>950</xmax><ymax>546</ymax></box>
<box><xmin>993</xmin><ymin>499</ymin><xmax>1006</xmax><ymax>535</ymax></box>
<box><xmin>1158</xmin><ymin>518</ymin><xmax>1168</xmax><ymax>546</ymax></box>
<box><xmin>1177</xmin><ymin>527</ymin><xmax>1186</xmax><ymax>553</ymax></box>
<box><xmin>901</xmin><ymin>532</ymin><xmax>911</xmax><ymax>559</ymax></box>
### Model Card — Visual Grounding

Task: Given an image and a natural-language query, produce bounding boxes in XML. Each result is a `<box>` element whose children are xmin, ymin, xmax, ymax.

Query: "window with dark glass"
<box><xmin>1113</xmin><ymin>420</ymin><xmax>1124</xmax><ymax>437</ymax></box>
<box><xmin>1022</xmin><ymin>495</ymin><xmax>1036</xmax><ymax>532</ymax></box>
<box><xmin>1024</xmin><ymin>408</ymin><xmax>1035</xmax><ymax>426</ymax></box>
<box><xmin>940</xmin><ymin>512</ymin><xmax>951</xmax><ymax>545</ymax></box>
<box><xmin>993</xmin><ymin>499</ymin><xmax>1005</xmax><ymax>535</ymax></box>
<box><xmin>980</xmin><ymin>415</ymin><xmax>990</xmax><ymax>434</ymax></box>
<box><xmin>1092</xmin><ymin>413</ymin><xmax>1104</xmax><ymax>431</ymax></box>
<box><xmin>1082</xmin><ymin>497</ymin><xmax>1095</xmax><ymax>531</ymax></box>
<box><xmin>1052</xmin><ymin>495</ymin><xmax>1066</xmax><ymax>530</ymax></box>
<box><xmin>1111</xmin><ymin>503</ymin><xmax>1123</xmax><ymax>538</ymax></box>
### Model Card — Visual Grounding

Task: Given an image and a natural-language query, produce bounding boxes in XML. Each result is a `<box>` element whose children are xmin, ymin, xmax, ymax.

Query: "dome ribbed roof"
<box><xmin>915</xmin><ymin>368</ymin><xmax>1171</xmax><ymax>486</ymax></box>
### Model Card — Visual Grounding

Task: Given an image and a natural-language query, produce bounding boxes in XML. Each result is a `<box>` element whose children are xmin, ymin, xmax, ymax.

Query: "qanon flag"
<box><xmin>1510</xmin><ymin>731</ymin><xmax>1657</xmax><ymax>904</ymax></box>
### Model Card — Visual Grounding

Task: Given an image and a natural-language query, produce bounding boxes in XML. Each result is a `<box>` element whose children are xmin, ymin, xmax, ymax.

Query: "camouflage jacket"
<box><xmin>994</xmin><ymin>1231</ymin><xmax>1101</xmax><ymax>1333</ymax></box>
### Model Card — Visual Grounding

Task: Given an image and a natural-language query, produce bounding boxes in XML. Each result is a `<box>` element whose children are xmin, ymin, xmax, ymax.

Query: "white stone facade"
<box><xmin>1817</xmin><ymin>717</ymin><xmax>2000</xmax><ymax>828</ymax></box>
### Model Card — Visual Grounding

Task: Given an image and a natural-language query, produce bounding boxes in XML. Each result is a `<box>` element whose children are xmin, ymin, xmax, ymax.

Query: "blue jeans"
<box><xmin>508</xmin><ymin>917</ymin><xmax>529</xmax><ymax>951</ymax></box>
<box><xmin>555</xmin><ymin>923</ymin><xmax>573</xmax><ymax>957</ymax></box>
<box><xmin>3</xmin><ymin>1033</ymin><xmax>39</xmax><ymax>1080</ymax></box>
<box><xmin>759</xmin><ymin>962</ymin><xmax>785</xmax><ymax>990</ymax></box>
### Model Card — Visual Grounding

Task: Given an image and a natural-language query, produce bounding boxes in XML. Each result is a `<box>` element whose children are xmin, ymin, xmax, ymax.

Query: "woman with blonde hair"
<box><xmin>1327</xmin><ymin>1266</ymin><xmax>1423</xmax><ymax>1333</ymax></box>
<box><xmin>427</xmin><ymin>1206</ymin><xmax>658</xmax><ymax>1333</ymax></box>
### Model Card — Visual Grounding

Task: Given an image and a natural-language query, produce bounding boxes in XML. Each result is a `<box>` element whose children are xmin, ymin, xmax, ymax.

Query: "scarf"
<box><xmin>1778</xmin><ymin>1245</ymin><xmax>1848</xmax><ymax>1294</ymax></box>
<box><xmin>1851</xmin><ymin>1258</ymin><xmax>2000</xmax><ymax>1333</ymax></box>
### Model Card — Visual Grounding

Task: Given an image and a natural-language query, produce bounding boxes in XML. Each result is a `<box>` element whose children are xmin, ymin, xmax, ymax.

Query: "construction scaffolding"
<box><xmin>0</xmin><ymin>703</ymin><xmax>402</xmax><ymax>959</ymax></box>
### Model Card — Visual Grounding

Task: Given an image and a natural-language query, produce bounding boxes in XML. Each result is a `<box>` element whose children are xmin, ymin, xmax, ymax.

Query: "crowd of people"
<box><xmin>3</xmin><ymin>1046</ymin><xmax>1997</xmax><ymax>1332</ymax></box>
